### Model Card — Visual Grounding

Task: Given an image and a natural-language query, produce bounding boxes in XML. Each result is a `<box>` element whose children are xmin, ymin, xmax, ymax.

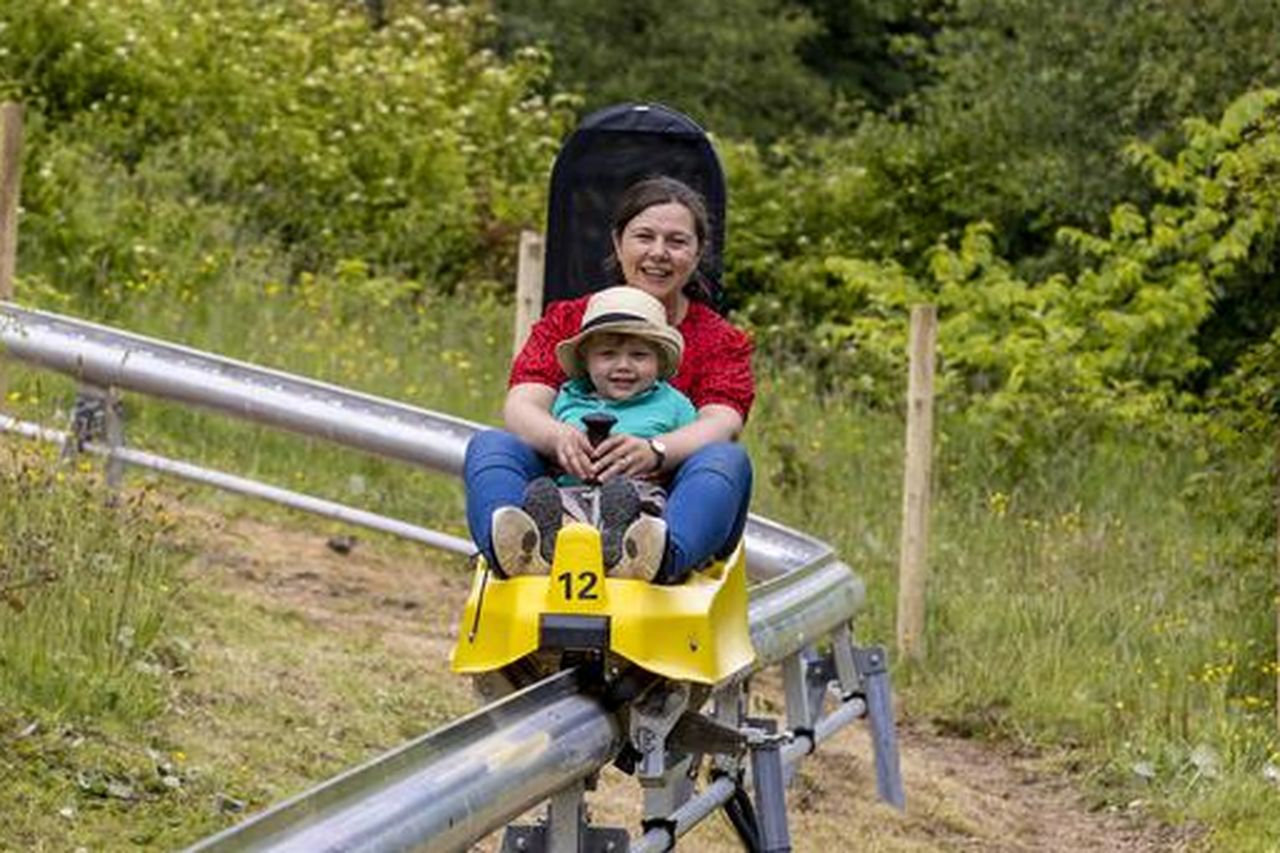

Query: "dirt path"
<box><xmin>194</xmin><ymin>514</ymin><xmax>1199</xmax><ymax>852</ymax></box>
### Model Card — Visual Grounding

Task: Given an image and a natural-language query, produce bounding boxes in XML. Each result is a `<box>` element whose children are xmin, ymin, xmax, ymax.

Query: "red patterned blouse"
<box><xmin>510</xmin><ymin>295</ymin><xmax>755</xmax><ymax>421</ymax></box>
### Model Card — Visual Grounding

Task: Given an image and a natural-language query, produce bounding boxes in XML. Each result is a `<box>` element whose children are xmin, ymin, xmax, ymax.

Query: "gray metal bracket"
<box><xmin>668</xmin><ymin>709</ymin><xmax>748</xmax><ymax>757</ymax></box>
<box><xmin>831</xmin><ymin>623</ymin><xmax>862</xmax><ymax>699</ymax></box>
<box><xmin>500</xmin><ymin>781</ymin><xmax>630</xmax><ymax>853</ymax></box>
<box><xmin>708</xmin><ymin>682</ymin><xmax>746</xmax><ymax>776</ymax></box>
<box><xmin>65</xmin><ymin>384</ymin><xmax>126</xmax><ymax>488</ymax></box>
<box><xmin>629</xmin><ymin>681</ymin><xmax>690</xmax><ymax>780</ymax></box>
<box><xmin>500</xmin><ymin>824</ymin><xmax>630</xmax><ymax>853</ymax></box>
<box><xmin>782</xmin><ymin>650</ymin><xmax>817</xmax><ymax>735</ymax></box>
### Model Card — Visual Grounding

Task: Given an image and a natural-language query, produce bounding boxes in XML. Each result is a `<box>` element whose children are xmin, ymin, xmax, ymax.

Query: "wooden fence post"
<box><xmin>0</xmin><ymin>101</ymin><xmax>22</xmax><ymax>301</ymax></box>
<box><xmin>897</xmin><ymin>304</ymin><xmax>937</xmax><ymax>663</ymax></box>
<box><xmin>0</xmin><ymin>102</ymin><xmax>23</xmax><ymax>411</ymax></box>
<box><xmin>512</xmin><ymin>230</ymin><xmax>545</xmax><ymax>358</ymax></box>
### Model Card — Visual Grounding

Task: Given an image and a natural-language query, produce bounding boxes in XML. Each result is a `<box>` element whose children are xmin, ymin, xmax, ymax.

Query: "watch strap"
<box><xmin>647</xmin><ymin>438</ymin><xmax>666</xmax><ymax>472</ymax></box>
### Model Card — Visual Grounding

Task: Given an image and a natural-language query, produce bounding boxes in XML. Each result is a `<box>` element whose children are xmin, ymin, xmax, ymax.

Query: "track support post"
<box><xmin>746</xmin><ymin>719</ymin><xmax>792</xmax><ymax>853</ymax></box>
<box><xmin>64</xmin><ymin>384</ymin><xmax>126</xmax><ymax>488</ymax></box>
<box><xmin>500</xmin><ymin>778</ymin><xmax>631</xmax><ymax>853</ymax></box>
<box><xmin>854</xmin><ymin>645</ymin><xmax>905</xmax><ymax>809</ymax></box>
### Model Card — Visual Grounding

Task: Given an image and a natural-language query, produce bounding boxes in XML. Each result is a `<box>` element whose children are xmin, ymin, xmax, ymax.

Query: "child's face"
<box><xmin>582</xmin><ymin>333</ymin><xmax>661</xmax><ymax>401</ymax></box>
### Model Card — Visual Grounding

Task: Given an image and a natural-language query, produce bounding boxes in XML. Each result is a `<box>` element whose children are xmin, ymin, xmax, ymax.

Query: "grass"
<box><xmin>3</xmin><ymin>275</ymin><xmax>1279</xmax><ymax>847</ymax></box>
<box><xmin>0</xmin><ymin>485</ymin><xmax>473</xmax><ymax>851</ymax></box>
<box><xmin>0</xmin><ymin>444</ymin><xmax>185</xmax><ymax>723</ymax></box>
<box><xmin>746</xmin><ymin>390</ymin><xmax>1279</xmax><ymax>844</ymax></box>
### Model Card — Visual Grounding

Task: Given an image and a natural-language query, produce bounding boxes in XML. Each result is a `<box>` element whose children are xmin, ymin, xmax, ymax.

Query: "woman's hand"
<box><xmin>593</xmin><ymin>433</ymin><xmax>660</xmax><ymax>482</ymax></box>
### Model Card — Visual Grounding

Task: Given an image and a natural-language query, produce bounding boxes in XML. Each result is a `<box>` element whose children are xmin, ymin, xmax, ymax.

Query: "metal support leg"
<box><xmin>782</xmin><ymin>651</ymin><xmax>815</xmax><ymax>733</ymax></box>
<box><xmin>803</xmin><ymin>647</ymin><xmax>833</xmax><ymax>724</ymax></box>
<box><xmin>854</xmin><ymin>645</ymin><xmax>905</xmax><ymax>809</ymax></box>
<box><xmin>501</xmin><ymin>779</ymin><xmax>630</xmax><ymax>852</ymax></box>
<box><xmin>784</xmin><ymin>648</ymin><xmax>830</xmax><ymax>785</ymax></box>
<box><xmin>547</xmin><ymin>782</ymin><xmax>584</xmax><ymax>853</ymax></box>
<box><xmin>102</xmin><ymin>386</ymin><xmax>125</xmax><ymax>489</ymax></box>
<box><xmin>65</xmin><ymin>384</ymin><xmax>126</xmax><ymax>489</ymax></box>
<box><xmin>831</xmin><ymin>623</ymin><xmax>861</xmax><ymax>698</ymax></box>
<box><xmin>641</xmin><ymin>753</ymin><xmax>696</xmax><ymax>823</ymax></box>
<box><xmin>747</xmin><ymin>720</ymin><xmax>791</xmax><ymax>853</ymax></box>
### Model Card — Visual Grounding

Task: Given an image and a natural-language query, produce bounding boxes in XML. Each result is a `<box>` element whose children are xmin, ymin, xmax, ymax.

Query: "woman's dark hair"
<box><xmin>604</xmin><ymin>176</ymin><xmax>718</xmax><ymax>304</ymax></box>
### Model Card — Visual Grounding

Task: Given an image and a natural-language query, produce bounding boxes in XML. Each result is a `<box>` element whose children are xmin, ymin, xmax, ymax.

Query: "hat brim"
<box><xmin>555</xmin><ymin>320</ymin><xmax>684</xmax><ymax>380</ymax></box>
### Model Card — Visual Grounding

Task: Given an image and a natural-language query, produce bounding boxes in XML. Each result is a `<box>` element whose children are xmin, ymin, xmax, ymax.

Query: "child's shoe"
<box><xmin>599</xmin><ymin>477</ymin><xmax>642</xmax><ymax>571</ymax></box>
<box><xmin>490</xmin><ymin>506</ymin><xmax>550</xmax><ymax>576</ymax></box>
<box><xmin>522</xmin><ymin>476</ymin><xmax>564</xmax><ymax>564</ymax></box>
<box><xmin>612</xmin><ymin>515</ymin><xmax>669</xmax><ymax>581</ymax></box>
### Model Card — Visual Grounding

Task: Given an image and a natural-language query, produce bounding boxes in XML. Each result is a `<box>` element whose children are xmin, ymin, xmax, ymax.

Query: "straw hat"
<box><xmin>555</xmin><ymin>287</ymin><xmax>685</xmax><ymax>379</ymax></box>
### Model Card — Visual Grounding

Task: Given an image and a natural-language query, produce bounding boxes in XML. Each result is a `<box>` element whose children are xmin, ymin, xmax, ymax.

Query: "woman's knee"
<box><xmin>681</xmin><ymin>442</ymin><xmax>753</xmax><ymax>487</ymax></box>
<box><xmin>464</xmin><ymin>429</ymin><xmax>536</xmax><ymax>473</ymax></box>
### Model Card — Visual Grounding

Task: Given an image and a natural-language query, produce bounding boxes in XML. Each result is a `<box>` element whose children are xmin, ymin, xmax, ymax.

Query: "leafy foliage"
<box><xmin>2</xmin><ymin>0</ymin><xmax>572</xmax><ymax>301</ymax></box>
<box><xmin>489</xmin><ymin>0</ymin><xmax>834</xmax><ymax>140</ymax></box>
<box><xmin>732</xmin><ymin>89</ymin><xmax>1280</xmax><ymax>464</ymax></box>
<box><xmin>849</xmin><ymin>0</ymin><xmax>1280</xmax><ymax>259</ymax></box>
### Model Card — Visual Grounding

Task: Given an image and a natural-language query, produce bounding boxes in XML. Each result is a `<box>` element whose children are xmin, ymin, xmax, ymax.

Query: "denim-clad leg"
<box><xmin>660</xmin><ymin>442</ymin><xmax>753</xmax><ymax>582</ymax></box>
<box><xmin>463</xmin><ymin>429</ymin><xmax>547</xmax><ymax>564</ymax></box>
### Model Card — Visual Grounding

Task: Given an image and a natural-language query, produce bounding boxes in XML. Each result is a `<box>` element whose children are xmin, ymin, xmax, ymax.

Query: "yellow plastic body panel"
<box><xmin>450</xmin><ymin>522</ymin><xmax>755</xmax><ymax>684</ymax></box>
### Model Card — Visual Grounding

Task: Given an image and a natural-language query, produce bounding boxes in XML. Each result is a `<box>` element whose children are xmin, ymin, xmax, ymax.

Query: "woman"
<box><xmin>464</xmin><ymin>176</ymin><xmax>754</xmax><ymax>584</ymax></box>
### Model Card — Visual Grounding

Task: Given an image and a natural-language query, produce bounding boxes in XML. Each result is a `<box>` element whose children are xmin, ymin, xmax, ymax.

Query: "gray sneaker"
<box><xmin>522</xmin><ymin>476</ymin><xmax>564</xmax><ymax>564</ymax></box>
<box><xmin>612</xmin><ymin>515</ymin><xmax>668</xmax><ymax>581</ymax></box>
<box><xmin>599</xmin><ymin>478</ymin><xmax>642</xmax><ymax>570</ymax></box>
<box><xmin>491</xmin><ymin>506</ymin><xmax>551</xmax><ymax>576</ymax></box>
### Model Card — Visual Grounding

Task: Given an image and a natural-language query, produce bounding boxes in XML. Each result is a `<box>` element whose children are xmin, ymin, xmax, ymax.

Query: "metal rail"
<box><xmin>186</xmin><ymin>558</ymin><xmax>866</xmax><ymax>852</ymax></box>
<box><xmin>0</xmin><ymin>414</ymin><xmax>475</xmax><ymax>555</ymax></box>
<box><xmin>188</xmin><ymin>670</ymin><xmax>621</xmax><ymax>853</ymax></box>
<box><xmin>0</xmin><ymin>302</ymin><xmax>898</xmax><ymax>850</ymax></box>
<box><xmin>0</xmin><ymin>303</ymin><xmax>832</xmax><ymax>578</ymax></box>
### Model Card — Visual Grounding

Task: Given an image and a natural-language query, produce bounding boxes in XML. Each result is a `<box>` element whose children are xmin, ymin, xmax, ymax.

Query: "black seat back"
<box><xmin>543</xmin><ymin>103</ymin><xmax>726</xmax><ymax>310</ymax></box>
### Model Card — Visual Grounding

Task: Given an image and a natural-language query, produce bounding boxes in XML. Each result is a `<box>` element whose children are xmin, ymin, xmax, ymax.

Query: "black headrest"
<box><xmin>543</xmin><ymin>103</ymin><xmax>727</xmax><ymax>310</ymax></box>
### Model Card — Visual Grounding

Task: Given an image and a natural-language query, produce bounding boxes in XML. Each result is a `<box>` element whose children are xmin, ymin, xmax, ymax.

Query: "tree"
<box><xmin>793</xmin><ymin>0</ymin><xmax>938</xmax><ymax>115</ymax></box>
<box><xmin>862</xmin><ymin>0</ymin><xmax>1280</xmax><ymax>261</ymax></box>
<box><xmin>490</xmin><ymin>0</ymin><xmax>832</xmax><ymax>140</ymax></box>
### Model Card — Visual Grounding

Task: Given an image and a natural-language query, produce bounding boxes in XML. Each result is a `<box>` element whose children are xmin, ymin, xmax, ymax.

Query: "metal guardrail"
<box><xmin>190</xmin><ymin>670</ymin><xmax>622</xmax><ymax>853</ymax></box>
<box><xmin>0</xmin><ymin>414</ymin><xmax>475</xmax><ymax>555</ymax></box>
<box><xmin>0</xmin><ymin>302</ymin><xmax>901</xmax><ymax>850</ymax></box>
<box><xmin>0</xmin><ymin>303</ymin><xmax>832</xmax><ymax>579</ymax></box>
<box><xmin>187</xmin><ymin>552</ymin><xmax>868</xmax><ymax>852</ymax></box>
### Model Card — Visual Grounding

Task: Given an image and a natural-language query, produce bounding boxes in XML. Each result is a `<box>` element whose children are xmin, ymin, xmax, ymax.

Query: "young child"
<box><xmin>492</xmin><ymin>287</ymin><xmax>695</xmax><ymax>580</ymax></box>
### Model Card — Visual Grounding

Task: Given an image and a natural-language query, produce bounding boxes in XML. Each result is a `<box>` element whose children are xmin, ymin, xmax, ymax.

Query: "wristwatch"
<box><xmin>647</xmin><ymin>438</ymin><xmax>667</xmax><ymax>472</ymax></box>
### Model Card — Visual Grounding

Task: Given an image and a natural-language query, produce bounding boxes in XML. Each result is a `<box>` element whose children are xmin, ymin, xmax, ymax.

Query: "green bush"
<box><xmin>730</xmin><ymin>89</ymin><xmax>1280</xmax><ymax>467</ymax></box>
<box><xmin>2</xmin><ymin>0</ymin><xmax>572</xmax><ymax>302</ymax></box>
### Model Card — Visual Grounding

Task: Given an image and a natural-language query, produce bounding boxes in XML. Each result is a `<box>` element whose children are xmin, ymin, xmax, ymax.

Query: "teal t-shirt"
<box><xmin>552</xmin><ymin>377</ymin><xmax>697</xmax><ymax>441</ymax></box>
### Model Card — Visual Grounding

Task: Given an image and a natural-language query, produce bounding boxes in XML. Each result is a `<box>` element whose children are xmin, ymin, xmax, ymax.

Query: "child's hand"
<box><xmin>551</xmin><ymin>422</ymin><xmax>596</xmax><ymax>481</ymax></box>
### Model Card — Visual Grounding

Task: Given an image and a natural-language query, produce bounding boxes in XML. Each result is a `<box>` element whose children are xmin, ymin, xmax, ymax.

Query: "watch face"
<box><xmin>651</xmin><ymin>439</ymin><xmax>667</xmax><ymax>455</ymax></box>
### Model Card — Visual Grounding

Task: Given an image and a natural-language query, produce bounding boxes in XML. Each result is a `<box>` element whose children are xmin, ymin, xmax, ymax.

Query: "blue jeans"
<box><xmin>463</xmin><ymin>429</ymin><xmax>753</xmax><ymax>581</ymax></box>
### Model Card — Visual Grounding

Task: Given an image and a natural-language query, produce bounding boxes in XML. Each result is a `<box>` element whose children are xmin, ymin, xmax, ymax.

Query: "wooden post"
<box><xmin>0</xmin><ymin>102</ymin><xmax>22</xmax><ymax>301</ymax></box>
<box><xmin>0</xmin><ymin>102</ymin><xmax>22</xmax><ymax>411</ymax></box>
<box><xmin>897</xmin><ymin>304</ymin><xmax>937</xmax><ymax>663</ymax></box>
<box><xmin>512</xmin><ymin>229</ymin><xmax>545</xmax><ymax>358</ymax></box>
<box><xmin>1275</xmin><ymin>431</ymin><xmax>1280</xmax><ymax>731</ymax></box>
